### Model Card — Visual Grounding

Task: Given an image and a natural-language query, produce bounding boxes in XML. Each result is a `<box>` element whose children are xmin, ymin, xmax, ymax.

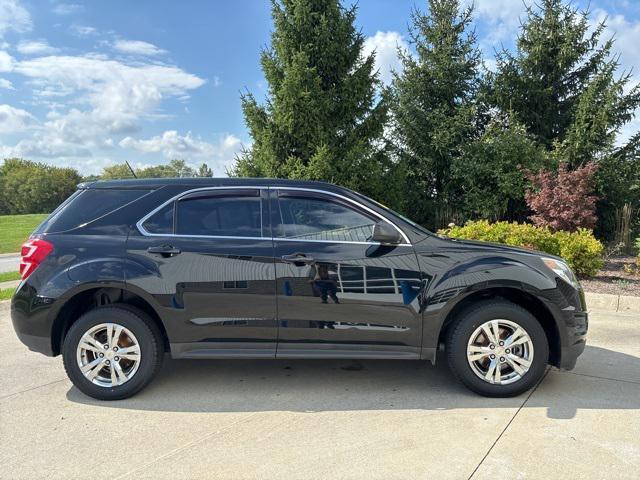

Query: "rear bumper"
<box><xmin>11</xmin><ymin>282</ymin><xmax>57</xmax><ymax>357</ymax></box>
<box><xmin>13</xmin><ymin>330</ymin><xmax>54</xmax><ymax>356</ymax></box>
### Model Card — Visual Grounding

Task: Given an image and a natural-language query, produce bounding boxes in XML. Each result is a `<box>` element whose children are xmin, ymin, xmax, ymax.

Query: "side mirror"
<box><xmin>371</xmin><ymin>223</ymin><xmax>402</xmax><ymax>245</ymax></box>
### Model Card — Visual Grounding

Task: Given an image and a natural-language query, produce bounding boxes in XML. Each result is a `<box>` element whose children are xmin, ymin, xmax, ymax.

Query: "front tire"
<box><xmin>62</xmin><ymin>305</ymin><xmax>164</xmax><ymax>400</ymax></box>
<box><xmin>446</xmin><ymin>300</ymin><xmax>549</xmax><ymax>397</ymax></box>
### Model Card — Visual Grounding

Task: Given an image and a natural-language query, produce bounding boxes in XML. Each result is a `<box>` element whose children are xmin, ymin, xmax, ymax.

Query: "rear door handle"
<box><xmin>281</xmin><ymin>253</ymin><xmax>315</xmax><ymax>264</ymax></box>
<box><xmin>147</xmin><ymin>245</ymin><xmax>181</xmax><ymax>257</ymax></box>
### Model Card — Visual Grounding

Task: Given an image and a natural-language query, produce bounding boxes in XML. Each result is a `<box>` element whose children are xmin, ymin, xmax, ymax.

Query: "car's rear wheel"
<box><xmin>446</xmin><ymin>300</ymin><xmax>549</xmax><ymax>397</ymax></box>
<box><xmin>62</xmin><ymin>305</ymin><xmax>163</xmax><ymax>400</ymax></box>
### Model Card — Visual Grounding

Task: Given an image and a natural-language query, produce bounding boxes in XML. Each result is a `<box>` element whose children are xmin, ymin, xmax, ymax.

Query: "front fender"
<box><xmin>417</xmin><ymin>252</ymin><xmax>563</xmax><ymax>361</ymax></box>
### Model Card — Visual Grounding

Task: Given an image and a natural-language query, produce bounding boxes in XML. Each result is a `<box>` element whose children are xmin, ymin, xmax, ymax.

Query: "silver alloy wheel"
<box><xmin>466</xmin><ymin>319</ymin><xmax>534</xmax><ymax>385</ymax></box>
<box><xmin>76</xmin><ymin>323</ymin><xmax>141</xmax><ymax>388</ymax></box>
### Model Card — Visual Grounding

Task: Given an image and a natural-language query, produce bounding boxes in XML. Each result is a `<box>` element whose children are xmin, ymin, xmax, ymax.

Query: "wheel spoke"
<box><xmin>114</xmin><ymin>362</ymin><xmax>127</xmax><ymax>385</ymax></box>
<box><xmin>484</xmin><ymin>358</ymin><xmax>498</xmax><ymax>383</ymax></box>
<box><xmin>468</xmin><ymin>345</ymin><xmax>492</xmax><ymax>362</ymax></box>
<box><xmin>481</xmin><ymin>324</ymin><xmax>498</xmax><ymax>345</ymax></box>
<box><xmin>79</xmin><ymin>334</ymin><xmax>102</xmax><ymax>353</ymax></box>
<box><xmin>117</xmin><ymin>345</ymin><xmax>140</xmax><ymax>360</ymax></box>
<box><xmin>105</xmin><ymin>324</ymin><xmax>113</xmax><ymax>348</ymax></box>
<box><xmin>110</xmin><ymin>325</ymin><xmax>124</xmax><ymax>349</ymax></box>
<box><xmin>490</xmin><ymin>321</ymin><xmax>501</xmax><ymax>344</ymax></box>
<box><xmin>504</xmin><ymin>328</ymin><xmax>528</xmax><ymax>347</ymax></box>
<box><xmin>494</xmin><ymin>363</ymin><xmax>502</xmax><ymax>383</ymax></box>
<box><xmin>81</xmin><ymin>357</ymin><xmax>104</xmax><ymax>379</ymax></box>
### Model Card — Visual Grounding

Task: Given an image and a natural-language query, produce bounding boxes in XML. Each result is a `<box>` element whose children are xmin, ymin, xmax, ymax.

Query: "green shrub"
<box><xmin>439</xmin><ymin>220</ymin><xmax>603</xmax><ymax>277</ymax></box>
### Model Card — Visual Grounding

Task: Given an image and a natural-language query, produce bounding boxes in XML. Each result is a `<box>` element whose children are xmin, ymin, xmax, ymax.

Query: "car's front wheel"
<box><xmin>62</xmin><ymin>305</ymin><xmax>164</xmax><ymax>400</ymax></box>
<box><xmin>446</xmin><ymin>300</ymin><xmax>549</xmax><ymax>397</ymax></box>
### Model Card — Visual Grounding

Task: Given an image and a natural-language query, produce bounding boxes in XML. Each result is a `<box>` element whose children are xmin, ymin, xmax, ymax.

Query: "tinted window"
<box><xmin>37</xmin><ymin>189</ymin><xmax>150</xmax><ymax>233</ymax></box>
<box><xmin>176</xmin><ymin>195</ymin><xmax>262</xmax><ymax>237</ymax></box>
<box><xmin>275</xmin><ymin>195</ymin><xmax>377</xmax><ymax>242</ymax></box>
<box><xmin>142</xmin><ymin>203</ymin><xmax>174</xmax><ymax>234</ymax></box>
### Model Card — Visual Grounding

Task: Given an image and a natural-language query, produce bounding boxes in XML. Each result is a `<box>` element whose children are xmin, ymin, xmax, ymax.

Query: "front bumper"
<box><xmin>557</xmin><ymin>309</ymin><xmax>588</xmax><ymax>370</ymax></box>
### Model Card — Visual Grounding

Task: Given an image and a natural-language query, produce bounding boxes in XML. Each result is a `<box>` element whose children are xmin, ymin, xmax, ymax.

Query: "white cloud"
<box><xmin>120</xmin><ymin>131</ymin><xmax>242</xmax><ymax>171</ymax></box>
<box><xmin>52</xmin><ymin>3</ymin><xmax>82</xmax><ymax>15</ymax></box>
<box><xmin>113</xmin><ymin>39</ymin><xmax>166</xmax><ymax>56</ymax></box>
<box><xmin>363</xmin><ymin>31</ymin><xmax>410</xmax><ymax>85</ymax></box>
<box><xmin>2</xmin><ymin>53</ymin><xmax>207</xmax><ymax>163</ymax></box>
<box><xmin>470</xmin><ymin>0</ymin><xmax>527</xmax><ymax>46</ymax></box>
<box><xmin>0</xmin><ymin>0</ymin><xmax>32</xmax><ymax>38</ymax></box>
<box><xmin>593</xmin><ymin>9</ymin><xmax>640</xmax><ymax>79</ymax></box>
<box><xmin>17</xmin><ymin>40</ymin><xmax>58</xmax><ymax>55</ymax></box>
<box><xmin>0</xmin><ymin>77</ymin><xmax>13</xmax><ymax>89</ymax></box>
<box><xmin>0</xmin><ymin>50</ymin><xmax>13</xmax><ymax>71</ymax></box>
<box><xmin>69</xmin><ymin>25</ymin><xmax>97</xmax><ymax>37</ymax></box>
<box><xmin>0</xmin><ymin>104</ymin><xmax>36</xmax><ymax>133</ymax></box>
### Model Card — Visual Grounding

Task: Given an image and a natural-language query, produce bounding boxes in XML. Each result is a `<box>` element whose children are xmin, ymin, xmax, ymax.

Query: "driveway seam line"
<box><xmin>0</xmin><ymin>377</ymin><xmax>67</xmax><ymax>401</ymax></box>
<box><xmin>467</xmin><ymin>368</ymin><xmax>549</xmax><ymax>480</ymax></box>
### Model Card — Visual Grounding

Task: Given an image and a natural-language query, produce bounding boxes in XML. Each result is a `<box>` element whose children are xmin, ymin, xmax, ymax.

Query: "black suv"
<box><xmin>11</xmin><ymin>178</ymin><xmax>587</xmax><ymax>400</ymax></box>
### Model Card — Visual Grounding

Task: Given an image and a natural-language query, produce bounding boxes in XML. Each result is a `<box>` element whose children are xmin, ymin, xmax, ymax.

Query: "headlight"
<box><xmin>541</xmin><ymin>257</ymin><xmax>579</xmax><ymax>287</ymax></box>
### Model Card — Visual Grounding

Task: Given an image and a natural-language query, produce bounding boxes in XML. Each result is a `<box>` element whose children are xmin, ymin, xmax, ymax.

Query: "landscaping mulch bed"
<box><xmin>580</xmin><ymin>256</ymin><xmax>640</xmax><ymax>296</ymax></box>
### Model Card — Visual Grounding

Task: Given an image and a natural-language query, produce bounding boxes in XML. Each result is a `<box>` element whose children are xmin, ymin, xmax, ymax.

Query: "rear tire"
<box><xmin>62</xmin><ymin>305</ymin><xmax>164</xmax><ymax>400</ymax></box>
<box><xmin>446</xmin><ymin>300</ymin><xmax>548</xmax><ymax>397</ymax></box>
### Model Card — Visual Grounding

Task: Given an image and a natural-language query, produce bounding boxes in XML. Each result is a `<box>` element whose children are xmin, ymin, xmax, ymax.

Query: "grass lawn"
<box><xmin>0</xmin><ymin>214</ymin><xmax>48</xmax><ymax>254</ymax></box>
<box><xmin>0</xmin><ymin>287</ymin><xmax>14</xmax><ymax>301</ymax></box>
<box><xmin>0</xmin><ymin>271</ymin><xmax>20</xmax><ymax>282</ymax></box>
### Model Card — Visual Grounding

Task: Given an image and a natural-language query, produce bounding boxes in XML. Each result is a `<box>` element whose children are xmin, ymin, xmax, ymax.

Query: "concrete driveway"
<box><xmin>0</xmin><ymin>302</ymin><xmax>638</xmax><ymax>480</ymax></box>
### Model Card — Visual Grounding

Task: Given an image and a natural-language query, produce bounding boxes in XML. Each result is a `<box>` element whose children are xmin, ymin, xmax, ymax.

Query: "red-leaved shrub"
<box><xmin>525</xmin><ymin>162</ymin><xmax>598</xmax><ymax>232</ymax></box>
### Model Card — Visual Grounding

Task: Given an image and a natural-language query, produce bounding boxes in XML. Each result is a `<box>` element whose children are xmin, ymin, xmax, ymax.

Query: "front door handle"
<box><xmin>281</xmin><ymin>253</ymin><xmax>315</xmax><ymax>264</ymax></box>
<box><xmin>147</xmin><ymin>245</ymin><xmax>181</xmax><ymax>257</ymax></box>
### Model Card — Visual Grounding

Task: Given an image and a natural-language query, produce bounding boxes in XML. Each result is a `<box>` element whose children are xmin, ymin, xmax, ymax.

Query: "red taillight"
<box><xmin>19</xmin><ymin>238</ymin><xmax>53</xmax><ymax>280</ymax></box>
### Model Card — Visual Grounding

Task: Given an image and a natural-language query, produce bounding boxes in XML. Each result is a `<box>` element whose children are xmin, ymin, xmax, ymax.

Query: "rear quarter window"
<box><xmin>36</xmin><ymin>189</ymin><xmax>151</xmax><ymax>233</ymax></box>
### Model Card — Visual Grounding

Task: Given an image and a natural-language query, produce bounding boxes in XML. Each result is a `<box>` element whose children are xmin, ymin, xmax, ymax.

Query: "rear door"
<box><xmin>126</xmin><ymin>187</ymin><xmax>278</xmax><ymax>358</ymax></box>
<box><xmin>271</xmin><ymin>188</ymin><xmax>424</xmax><ymax>358</ymax></box>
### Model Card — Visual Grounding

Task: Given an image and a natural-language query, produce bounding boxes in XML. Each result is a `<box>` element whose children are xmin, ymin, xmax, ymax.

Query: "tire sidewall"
<box><xmin>448</xmin><ymin>302</ymin><xmax>549</xmax><ymax>397</ymax></box>
<box><xmin>62</xmin><ymin>306</ymin><xmax>161</xmax><ymax>400</ymax></box>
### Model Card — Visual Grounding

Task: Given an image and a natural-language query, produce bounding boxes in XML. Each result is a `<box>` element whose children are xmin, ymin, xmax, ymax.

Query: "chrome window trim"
<box><xmin>136</xmin><ymin>185</ymin><xmax>411</xmax><ymax>246</ymax></box>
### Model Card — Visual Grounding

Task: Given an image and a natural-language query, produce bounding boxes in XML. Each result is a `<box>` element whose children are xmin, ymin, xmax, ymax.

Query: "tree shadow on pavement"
<box><xmin>67</xmin><ymin>345</ymin><xmax>639</xmax><ymax>418</ymax></box>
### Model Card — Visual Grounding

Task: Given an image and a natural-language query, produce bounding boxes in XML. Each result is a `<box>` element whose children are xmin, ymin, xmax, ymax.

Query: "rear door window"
<box><xmin>37</xmin><ymin>189</ymin><xmax>150</xmax><ymax>233</ymax></box>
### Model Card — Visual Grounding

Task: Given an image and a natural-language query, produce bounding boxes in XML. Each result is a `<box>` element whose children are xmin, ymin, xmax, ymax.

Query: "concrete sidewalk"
<box><xmin>0</xmin><ymin>302</ymin><xmax>638</xmax><ymax>479</ymax></box>
<box><xmin>0</xmin><ymin>253</ymin><xmax>19</xmax><ymax>274</ymax></box>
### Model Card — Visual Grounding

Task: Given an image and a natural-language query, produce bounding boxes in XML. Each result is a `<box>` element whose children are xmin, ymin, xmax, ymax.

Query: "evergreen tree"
<box><xmin>492</xmin><ymin>0</ymin><xmax>640</xmax><ymax>237</ymax></box>
<box><xmin>232</xmin><ymin>0</ymin><xmax>398</xmax><ymax>205</ymax></box>
<box><xmin>492</xmin><ymin>0</ymin><xmax>640</xmax><ymax>164</ymax></box>
<box><xmin>197</xmin><ymin>163</ymin><xmax>213</xmax><ymax>177</ymax></box>
<box><xmin>390</xmin><ymin>0</ymin><xmax>482</xmax><ymax>228</ymax></box>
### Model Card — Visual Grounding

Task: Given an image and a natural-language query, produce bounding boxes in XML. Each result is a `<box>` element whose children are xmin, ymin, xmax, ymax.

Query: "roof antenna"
<box><xmin>125</xmin><ymin>160</ymin><xmax>138</xmax><ymax>178</ymax></box>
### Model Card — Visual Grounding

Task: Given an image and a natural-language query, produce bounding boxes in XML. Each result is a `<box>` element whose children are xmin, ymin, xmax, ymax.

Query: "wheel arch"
<box><xmin>437</xmin><ymin>287</ymin><xmax>562</xmax><ymax>367</ymax></box>
<box><xmin>50</xmin><ymin>284</ymin><xmax>170</xmax><ymax>356</ymax></box>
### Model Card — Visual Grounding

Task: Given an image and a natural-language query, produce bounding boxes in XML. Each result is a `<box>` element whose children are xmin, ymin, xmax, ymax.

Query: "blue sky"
<box><xmin>1</xmin><ymin>0</ymin><xmax>638</xmax><ymax>175</ymax></box>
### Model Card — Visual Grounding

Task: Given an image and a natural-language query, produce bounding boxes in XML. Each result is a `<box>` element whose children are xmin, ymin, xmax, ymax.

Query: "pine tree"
<box><xmin>492</xmin><ymin>0</ymin><xmax>640</xmax><ymax>238</ymax></box>
<box><xmin>232</xmin><ymin>0</ymin><xmax>397</xmax><ymax>205</ymax></box>
<box><xmin>197</xmin><ymin>163</ymin><xmax>213</xmax><ymax>177</ymax></box>
<box><xmin>492</xmin><ymin>0</ymin><xmax>640</xmax><ymax>164</ymax></box>
<box><xmin>390</xmin><ymin>0</ymin><xmax>482</xmax><ymax>228</ymax></box>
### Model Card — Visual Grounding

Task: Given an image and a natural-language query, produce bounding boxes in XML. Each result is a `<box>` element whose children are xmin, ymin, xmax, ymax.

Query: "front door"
<box><xmin>126</xmin><ymin>187</ymin><xmax>278</xmax><ymax>358</ymax></box>
<box><xmin>270</xmin><ymin>188</ymin><xmax>424</xmax><ymax>358</ymax></box>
